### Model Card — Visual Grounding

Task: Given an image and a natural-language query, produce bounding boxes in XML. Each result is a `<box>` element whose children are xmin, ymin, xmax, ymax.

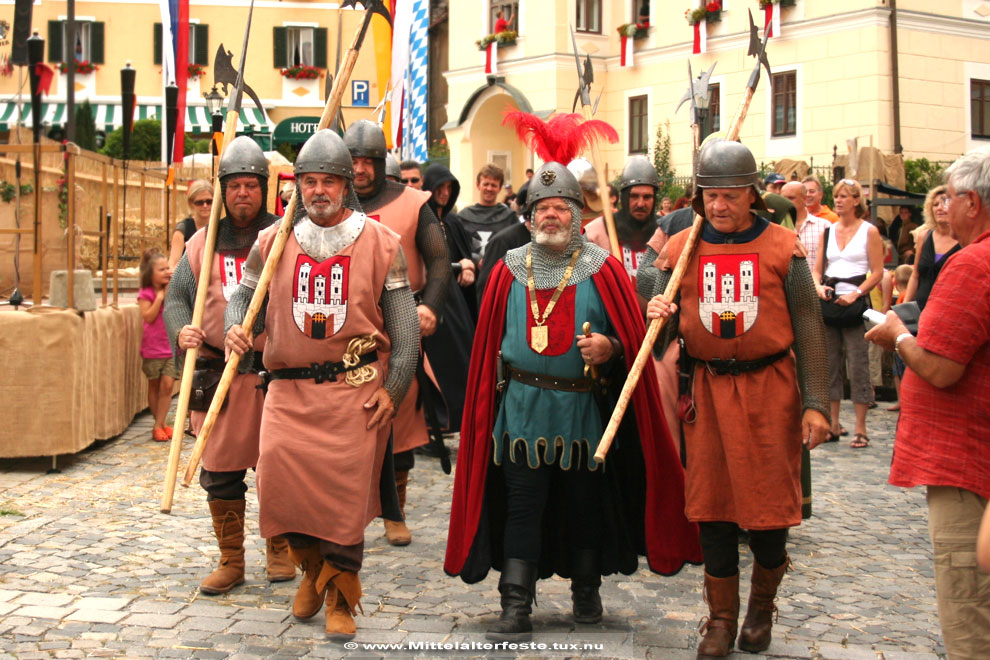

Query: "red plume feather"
<box><xmin>502</xmin><ymin>111</ymin><xmax>618</xmax><ymax>164</ymax></box>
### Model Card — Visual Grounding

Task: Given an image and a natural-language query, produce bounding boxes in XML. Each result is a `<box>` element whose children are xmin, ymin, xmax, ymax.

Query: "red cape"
<box><xmin>444</xmin><ymin>256</ymin><xmax>702</xmax><ymax>579</ymax></box>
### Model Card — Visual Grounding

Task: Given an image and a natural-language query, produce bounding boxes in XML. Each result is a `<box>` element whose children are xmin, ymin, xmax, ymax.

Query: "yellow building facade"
<box><xmin>0</xmin><ymin>0</ymin><xmax>391</xmax><ymax>150</ymax></box>
<box><xmin>443</xmin><ymin>1</ymin><xmax>990</xmax><ymax>203</ymax></box>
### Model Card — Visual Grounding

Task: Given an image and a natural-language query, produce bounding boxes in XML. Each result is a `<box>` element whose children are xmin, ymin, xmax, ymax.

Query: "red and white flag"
<box><xmin>620</xmin><ymin>34</ymin><xmax>634</xmax><ymax>67</ymax></box>
<box><xmin>764</xmin><ymin>3</ymin><xmax>781</xmax><ymax>39</ymax></box>
<box><xmin>693</xmin><ymin>19</ymin><xmax>707</xmax><ymax>55</ymax></box>
<box><xmin>485</xmin><ymin>41</ymin><xmax>498</xmax><ymax>75</ymax></box>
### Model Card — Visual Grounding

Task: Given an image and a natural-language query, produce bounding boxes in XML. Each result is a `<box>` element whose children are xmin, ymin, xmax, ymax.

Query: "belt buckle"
<box><xmin>709</xmin><ymin>358</ymin><xmax>737</xmax><ymax>376</ymax></box>
<box><xmin>311</xmin><ymin>361</ymin><xmax>339</xmax><ymax>385</ymax></box>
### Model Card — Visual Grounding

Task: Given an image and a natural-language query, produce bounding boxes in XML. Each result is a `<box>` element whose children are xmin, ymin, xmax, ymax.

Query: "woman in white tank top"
<box><xmin>812</xmin><ymin>180</ymin><xmax>884</xmax><ymax>448</ymax></box>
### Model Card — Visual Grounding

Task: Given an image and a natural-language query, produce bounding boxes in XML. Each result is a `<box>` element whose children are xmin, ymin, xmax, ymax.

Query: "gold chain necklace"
<box><xmin>525</xmin><ymin>246</ymin><xmax>581</xmax><ymax>353</ymax></box>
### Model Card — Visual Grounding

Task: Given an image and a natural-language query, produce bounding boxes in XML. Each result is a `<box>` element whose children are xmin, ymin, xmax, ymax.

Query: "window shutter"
<box><xmin>154</xmin><ymin>23</ymin><xmax>162</xmax><ymax>65</ymax></box>
<box><xmin>48</xmin><ymin>20</ymin><xmax>63</xmax><ymax>62</ymax></box>
<box><xmin>273</xmin><ymin>27</ymin><xmax>287</xmax><ymax>68</ymax></box>
<box><xmin>313</xmin><ymin>27</ymin><xmax>327</xmax><ymax>69</ymax></box>
<box><xmin>90</xmin><ymin>22</ymin><xmax>105</xmax><ymax>64</ymax></box>
<box><xmin>195</xmin><ymin>24</ymin><xmax>209</xmax><ymax>65</ymax></box>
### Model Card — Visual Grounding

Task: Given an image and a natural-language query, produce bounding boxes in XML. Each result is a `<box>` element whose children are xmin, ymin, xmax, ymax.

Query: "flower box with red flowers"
<box><xmin>617</xmin><ymin>22</ymin><xmax>651</xmax><ymax>40</ymax></box>
<box><xmin>187</xmin><ymin>63</ymin><xmax>207</xmax><ymax>78</ymax></box>
<box><xmin>760</xmin><ymin>0</ymin><xmax>796</xmax><ymax>7</ymax></box>
<box><xmin>686</xmin><ymin>1</ymin><xmax>723</xmax><ymax>25</ymax></box>
<box><xmin>476</xmin><ymin>30</ymin><xmax>518</xmax><ymax>50</ymax></box>
<box><xmin>280</xmin><ymin>65</ymin><xmax>323</xmax><ymax>80</ymax></box>
<box><xmin>58</xmin><ymin>60</ymin><xmax>98</xmax><ymax>75</ymax></box>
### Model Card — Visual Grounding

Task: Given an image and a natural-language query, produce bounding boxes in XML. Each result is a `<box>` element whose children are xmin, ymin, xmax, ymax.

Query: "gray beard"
<box><xmin>304</xmin><ymin>196</ymin><xmax>343</xmax><ymax>222</ymax></box>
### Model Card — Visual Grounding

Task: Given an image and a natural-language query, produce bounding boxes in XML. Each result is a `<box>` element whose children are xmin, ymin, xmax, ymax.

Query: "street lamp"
<box><xmin>203</xmin><ymin>85</ymin><xmax>225</xmax><ymax>178</ymax></box>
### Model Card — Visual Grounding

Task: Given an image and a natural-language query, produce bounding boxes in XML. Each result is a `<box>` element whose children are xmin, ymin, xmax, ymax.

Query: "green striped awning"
<box><xmin>0</xmin><ymin>102</ymin><xmax>272</xmax><ymax>135</ymax></box>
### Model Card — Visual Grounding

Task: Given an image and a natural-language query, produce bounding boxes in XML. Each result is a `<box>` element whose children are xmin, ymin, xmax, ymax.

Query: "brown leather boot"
<box><xmin>199</xmin><ymin>499</ymin><xmax>246</xmax><ymax>594</ymax></box>
<box><xmin>315</xmin><ymin>562</ymin><xmax>363</xmax><ymax>640</ymax></box>
<box><xmin>288</xmin><ymin>544</ymin><xmax>328</xmax><ymax>619</ymax></box>
<box><xmin>384</xmin><ymin>470</ymin><xmax>412</xmax><ymax>546</ymax></box>
<box><xmin>266</xmin><ymin>535</ymin><xmax>296</xmax><ymax>582</ymax></box>
<box><xmin>738</xmin><ymin>557</ymin><xmax>789</xmax><ymax>653</ymax></box>
<box><xmin>696</xmin><ymin>572</ymin><xmax>739</xmax><ymax>659</ymax></box>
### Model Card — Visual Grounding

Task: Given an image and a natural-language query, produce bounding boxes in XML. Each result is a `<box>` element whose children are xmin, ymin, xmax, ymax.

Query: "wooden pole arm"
<box><xmin>579</xmin><ymin>105</ymin><xmax>621</xmax><ymax>261</ymax></box>
<box><xmin>181</xmin><ymin>18</ymin><xmax>367</xmax><ymax>488</ymax></box>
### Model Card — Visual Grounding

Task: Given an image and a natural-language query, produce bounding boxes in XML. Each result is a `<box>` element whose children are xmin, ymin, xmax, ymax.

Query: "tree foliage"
<box><xmin>904</xmin><ymin>158</ymin><xmax>948</xmax><ymax>194</ymax></box>
<box><xmin>101</xmin><ymin>119</ymin><xmax>162</xmax><ymax>161</ymax></box>
<box><xmin>74</xmin><ymin>100</ymin><xmax>97</xmax><ymax>151</ymax></box>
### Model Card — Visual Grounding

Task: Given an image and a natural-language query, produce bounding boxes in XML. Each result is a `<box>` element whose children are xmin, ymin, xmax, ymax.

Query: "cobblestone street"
<box><xmin>0</xmin><ymin>402</ymin><xmax>944</xmax><ymax>660</ymax></box>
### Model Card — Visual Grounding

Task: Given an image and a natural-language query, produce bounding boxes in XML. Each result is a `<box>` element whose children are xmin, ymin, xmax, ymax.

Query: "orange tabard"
<box><xmin>185</xmin><ymin>228</ymin><xmax>266</xmax><ymax>472</ymax></box>
<box><xmin>255</xmin><ymin>217</ymin><xmax>400</xmax><ymax>544</ymax></box>
<box><xmin>366</xmin><ymin>186</ymin><xmax>432</xmax><ymax>453</ymax></box>
<box><xmin>659</xmin><ymin>222</ymin><xmax>803</xmax><ymax>529</ymax></box>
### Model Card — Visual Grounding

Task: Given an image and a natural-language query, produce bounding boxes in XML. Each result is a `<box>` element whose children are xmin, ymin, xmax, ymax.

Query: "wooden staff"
<box><xmin>181</xmin><ymin>1</ymin><xmax>391</xmax><ymax>488</ymax></box>
<box><xmin>594</xmin><ymin>19</ymin><xmax>771</xmax><ymax>463</ymax></box>
<box><xmin>160</xmin><ymin>0</ymin><xmax>257</xmax><ymax>513</ymax></box>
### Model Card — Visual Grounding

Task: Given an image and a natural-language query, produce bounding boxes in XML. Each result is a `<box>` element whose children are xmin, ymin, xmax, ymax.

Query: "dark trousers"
<box><xmin>200</xmin><ymin>468</ymin><xmax>247</xmax><ymax>502</ymax></box>
<box><xmin>283</xmin><ymin>533</ymin><xmax>364</xmax><ymax>573</ymax></box>
<box><xmin>394</xmin><ymin>449</ymin><xmax>415</xmax><ymax>473</ymax></box>
<box><xmin>699</xmin><ymin>521</ymin><xmax>788</xmax><ymax>578</ymax></box>
<box><xmin>501</xmin><ymin>445</ymin><xmax>603</xmax><ymax>563</ymax></box>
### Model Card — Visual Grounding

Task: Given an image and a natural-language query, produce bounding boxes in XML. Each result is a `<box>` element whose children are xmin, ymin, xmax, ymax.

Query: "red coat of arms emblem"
<box><xmin>291</xmin><ymin>254</ymin><xmax>350</xmax><ymax>339</ymax></box>
<box><xmin>219</xmin><ymin>249</ymin><xmax>250</xmax><ymax>301</ymax></box>
<box><xmin>697</xmin><ymin>253</ymin><xmax>759</xmax><ymax>338</ymax></box>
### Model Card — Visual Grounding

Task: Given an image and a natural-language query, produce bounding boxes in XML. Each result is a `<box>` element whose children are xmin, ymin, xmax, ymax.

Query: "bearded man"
<box><xmin>343</xmin><ymin>120</ymin><xmax>451</xmax><ymax>546</ymax></box>
<box><xmin>164</xmin><ymin>137</ymin><xmax>291</xmax><ymax>594</ymax></box>
<box><xmin>224</xmin><ymin>129</ymin><xmax>418</xmax><ymax>640</ymax></box>
<box><xmin>445</xmin><ymin>161</ymin><xmax>701</xmax><ymax>641</ymax></box>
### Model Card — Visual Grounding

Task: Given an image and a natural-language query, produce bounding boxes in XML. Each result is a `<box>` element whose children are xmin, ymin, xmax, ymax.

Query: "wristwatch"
<box><xmin>894</xmin><ymin>332</ymin><xmax>913</xmax><ymax>356</ymax></box>
<box><xmin>855</xmin><ymin>287</ymin><xmax>864</xmax><ymax>297</ymax></box>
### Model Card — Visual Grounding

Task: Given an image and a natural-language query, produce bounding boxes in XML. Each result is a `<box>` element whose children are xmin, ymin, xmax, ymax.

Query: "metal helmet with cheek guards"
<box><xmin>385</xmin><ymin>153</ymin><xmax>401</xmax><ymax>181</ymax></box>
<box><xmin>294</xmin><ymin>129</ymin><xmax>354</xmax><ymax>180</ymax></box>
<box><xmin>692</xmin><ymin>139</ymin><xmax>767</xmax><ymax>216</ymax></box>
<box><xmin>526</xmin><ymin>162</ymin><xmax>583</xmax><ymax>212</ymax></box>
<box><xmin>342</xmin><ymin>119</ymin><xmax>388</xmax><ymax>160</ymax></box>
<box><xmin>217</xmin><ymin>136</ymin><xmax>269</xmax><ymax>181</ymax></box>
<box><xmin>619</xmin><ymin>155</ymin><xmax>660</xmax><ymax>193</ymax></box>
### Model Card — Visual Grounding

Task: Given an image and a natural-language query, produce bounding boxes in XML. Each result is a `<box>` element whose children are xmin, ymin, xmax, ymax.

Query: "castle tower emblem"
<box><xmin>697</xmin><ymin>254</ymin><xmax>760</xmax><ymax>338</ymax></box>
<box><xmin>291</xmin><ymin>254</ymin><xmax>350</xmax><ymax>338</ymax></box>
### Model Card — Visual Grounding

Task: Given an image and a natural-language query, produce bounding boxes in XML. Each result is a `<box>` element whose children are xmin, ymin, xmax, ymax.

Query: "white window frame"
<box><xmin>624</xmin><ymin>87</ymin><xmax>651</xmax><ymax>156</ymax></box>
<box><xmin>285</xmin><ymin>25</ymin><xmax>315</xmax><ymax>67</ymax></box>
<box><xmin>60</xmin><ymin>19</ymin><xmax>93</xmax><ymax>62</ymax></box>
<box><xmin>965</xmin><ymin>61</ymin><xmax>990</xmax><ymax>153</ymax></box>
<box><xmin>488</xmin><ymin>150</ymin><xmax>512</xmax><ymax>184</ymax></box>
<box><xmin>708</xmin><ymin>74</ymin><xmax>725</xmax><ymax>136</ymax></box>
<box><xmin>764</xmin><ymin>63</ymin><xmax>802</xmax><ymax>159</ymax></box>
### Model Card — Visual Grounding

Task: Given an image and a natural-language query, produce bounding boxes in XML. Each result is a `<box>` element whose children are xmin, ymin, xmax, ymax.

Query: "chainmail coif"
<box><xmin>502</xmin><ymin>199</ymin><xmax>608</xmax><ymax>287</ymax></box>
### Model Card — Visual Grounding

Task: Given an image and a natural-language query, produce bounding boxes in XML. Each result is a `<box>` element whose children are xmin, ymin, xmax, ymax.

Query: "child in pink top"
<box><xmin>138</xmin><ymin>248</ymin><xmax>177</xmax><ymax>441</ymax></box>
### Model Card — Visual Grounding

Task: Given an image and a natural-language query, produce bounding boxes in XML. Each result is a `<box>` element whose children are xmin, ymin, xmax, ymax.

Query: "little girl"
<box><xmin>138</xmin><ymin>248</ymin><xmax>178</xmax><ymax>441</ymax></box>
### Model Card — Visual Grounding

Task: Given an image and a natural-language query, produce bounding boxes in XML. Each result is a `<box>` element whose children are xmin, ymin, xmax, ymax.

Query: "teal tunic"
<box><xmin>493</xmin><ymin>279</ymin><xmax>611</xmax><ymax>470</ymax></box>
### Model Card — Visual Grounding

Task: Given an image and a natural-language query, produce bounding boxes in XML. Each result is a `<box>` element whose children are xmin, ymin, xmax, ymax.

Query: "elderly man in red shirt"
<box><xmin>866</xmin><ymin>147</ymin><xmax>990</xmax><ymax>660</ymax></box>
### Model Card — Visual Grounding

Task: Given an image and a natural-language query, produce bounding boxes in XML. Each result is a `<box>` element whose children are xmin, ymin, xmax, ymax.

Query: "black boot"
<box><xmin>486</xmin><ymin>558</ymin><xmax>537</xmax><ymax>641</ymax></box>
<box><xmin>571</xmin><ymin>549</ymin><xmax>603</xmax><ymax>624</ymax></box>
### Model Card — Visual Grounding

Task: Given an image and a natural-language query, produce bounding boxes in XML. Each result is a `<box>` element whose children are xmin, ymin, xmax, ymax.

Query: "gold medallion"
<box><xmin>530</xmin><ymin>325</ymin><xmax>549</xmax><ymax>353</ymax></box>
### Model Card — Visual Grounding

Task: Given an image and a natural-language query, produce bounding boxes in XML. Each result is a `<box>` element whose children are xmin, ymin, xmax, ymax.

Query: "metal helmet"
<box><xmin>342</xmin><ymin>119</ymin><xmax>387</xmax><ymax>160</ymax></box>
<box><xmin>294</xmin><ymin>129</ymin><xmax>354</xmax><ymax>180</ymax></box>
<box><xmin>217</xmin><ymin>136</ymin><xmax>269</xmax><ymax>180</ymax></box>
<box><xmin>385</xmin><ymin>153</ymin><xmax>400</xmax><ymax>181</ymax></box>
<box><xmin>619</xmin><ymin>155</ymin><xmax>660</xmax><ymax>192</ymax></box>
<box><xmin>692</xmin><ymin>139</ymin><xmax>766</xmax><ymax>215</ymax></box>
<box><xmin>526</xmin><ymin>162</ymin><xmax>583</xmax><ymax>210</ymax></box>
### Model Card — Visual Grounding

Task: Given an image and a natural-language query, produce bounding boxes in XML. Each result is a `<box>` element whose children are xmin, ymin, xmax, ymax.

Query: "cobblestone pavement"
<box><xmin>0</xmin><ymin>401</ymin><xmax>944</xmax><ymax>660</ymax></box>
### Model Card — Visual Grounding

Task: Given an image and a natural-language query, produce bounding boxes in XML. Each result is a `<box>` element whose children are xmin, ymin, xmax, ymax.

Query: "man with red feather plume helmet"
<box><xmin>444</xmin><ymin>111</ymin><xmax>702</xmax><ymax>641</ymax></box>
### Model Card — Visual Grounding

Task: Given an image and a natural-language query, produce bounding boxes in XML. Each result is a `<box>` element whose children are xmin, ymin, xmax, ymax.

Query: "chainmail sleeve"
<box><xmin>163</xmin><ymin>253</ymin><xmax>195</xmax><ymax>367</ymax></box>
<box><xmin>415</xmin><ymin>203</ymin><xmax>451</xmax><ymax>314</ymax></box>
<box><xmin>786</xmin><ymin>256</ymin><xmax>830</xmax><ymax>419</ymax></box>
<box><xmin>650</xmin><ymin>267</ymin><xmax>681</xmax><ymax>355</ymax></box>
<box><xmin>380</xmin><ymin>285</ymin><xmax>419</xmax><ymax>405</ymax></box>
<box><xmin>223</xmin><ymin>241</ymin><xmax>268</xmax><ymax>373</ymax></box>
<box><xmin>636</xmin><ymin>246</ymin><xmax>660</xmax><ymax>301</ymax></box>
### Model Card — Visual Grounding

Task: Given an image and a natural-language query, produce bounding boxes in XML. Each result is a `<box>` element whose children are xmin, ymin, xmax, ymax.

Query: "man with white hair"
<box><xmin>781</xmin><ymin>180</ymin><xmax>829</xmax><ymax>275</ymax></box>
<box><xmin>866</xmin><ymin>147</ymin><xmax>990</xmax><ymax>660</ymax></box>
<box><xmin>445</xmin><ymin>161</ymin><xmax>701</xmax><ymax>641</ymax></box>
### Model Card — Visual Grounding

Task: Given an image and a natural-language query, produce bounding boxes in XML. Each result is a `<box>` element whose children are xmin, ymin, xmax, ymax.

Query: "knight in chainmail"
<box><xmin>342</xmin><ymin>120</ymin><xmax>451</xmax><ymax>548</ymax></box>
<box><xmin>162</xmin><ymin>136</ymin><xmax>293</xmax><ymax>596</ymax></box>
<box><xmin>445</xmin><ymin>162</ymin><xmax>701</xmax><ymax>642</ymax></box>
<box><xmin>644</xmin><ymin>139</ymin><xmax>830</xmax><ymax>660</ymax></box>
<box><xmin>223</xmin><ymin>129</ymin><xmax>418</xmax><ymax>641</ymax></box>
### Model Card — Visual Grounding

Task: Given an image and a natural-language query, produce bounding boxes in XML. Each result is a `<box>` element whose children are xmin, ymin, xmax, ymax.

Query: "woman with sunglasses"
<box><xmin>169</xmin><ymin>179</ymin><xmax>214</xmax><ymax>269</ymax></box>
<box><xmin>902</xmin><ymin>185</ymin><xmax>961</xmax><ymax>311</ymax></box>
<box><xmin>812</xmin><ymin>179</ymin><xmax>884</xmax><ymax>448</ymax></box>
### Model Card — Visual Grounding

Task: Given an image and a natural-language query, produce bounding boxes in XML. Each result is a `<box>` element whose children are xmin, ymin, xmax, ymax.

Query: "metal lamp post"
<box><xmin>203</xmin><ymin>84</ymin><xmax>224</xmax><ymax>180</ymax></box>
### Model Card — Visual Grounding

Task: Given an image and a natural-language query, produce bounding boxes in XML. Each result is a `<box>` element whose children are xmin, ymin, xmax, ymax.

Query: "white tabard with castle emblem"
<box><xmin>698</xmin><ymin>253</ymin><xmax>759</xmax><ymax>339</ymax></box>
<box><xmin>291</xmin><ymin>254</ymin><xmax>350</xmax><ymax>339</ymax></box>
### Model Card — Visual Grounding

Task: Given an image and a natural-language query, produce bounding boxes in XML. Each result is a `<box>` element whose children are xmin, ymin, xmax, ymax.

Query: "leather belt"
<box><xmin>268</xmin><ymin>351</ymin><xmax>378</xmax><ymax>385</ymax></box>
<box><xmin>690</xmin><ymin>349</ymin><xmax>789</xmax><ymax>376</ymax></box>
<box><xmin>196</xmin><ymin>350</ymin><xmax>264</xmax><ymax>373</ymax></box>
<box><xmin>505</xmin><ymin>365</ymin><xmax>595</xmax><ymax>393</ymax></box>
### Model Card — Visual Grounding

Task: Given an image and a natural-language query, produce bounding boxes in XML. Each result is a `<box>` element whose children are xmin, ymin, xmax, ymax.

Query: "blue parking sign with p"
<box><xmin>352</xmin><ymin>80</ymin><xmax>369</xmax><ymax>107</ymax></box>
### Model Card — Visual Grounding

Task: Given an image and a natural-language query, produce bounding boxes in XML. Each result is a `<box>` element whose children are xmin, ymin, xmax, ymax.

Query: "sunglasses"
<box><xmin>192</xmin><ymin>199</ymin><xmax>213</xmax><ymax>207</ymax></box>
<box><xmin>401</xmin><ymin>177</ymin><xmax>420</xmax><ymax>184</ymax></box>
